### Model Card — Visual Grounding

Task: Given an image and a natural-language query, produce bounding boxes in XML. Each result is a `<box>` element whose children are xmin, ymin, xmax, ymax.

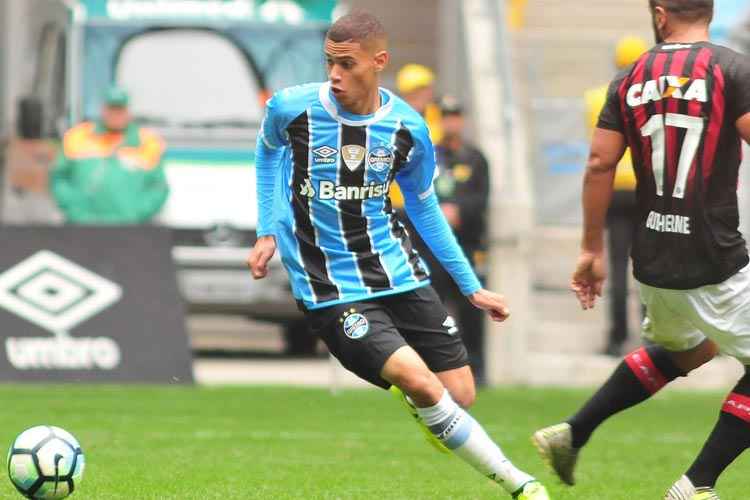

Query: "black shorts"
<box><xmin>304</xmin><ymin>285</ymin><xmax>470</xmax><ymax>389</ymax></box>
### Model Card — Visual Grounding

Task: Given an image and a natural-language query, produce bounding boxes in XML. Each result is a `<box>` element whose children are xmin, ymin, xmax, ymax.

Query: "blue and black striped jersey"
<box><xmin>257</xmin><ymin>81</ymin><xmax>478</xmax><ymax>309</ymax></box>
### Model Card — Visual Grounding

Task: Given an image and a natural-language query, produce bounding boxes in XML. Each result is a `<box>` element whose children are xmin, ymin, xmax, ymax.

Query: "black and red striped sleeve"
<box><xmin>596</xmin><ymin>69</ymin><xmax>630</xmax><ymax>133</ymax></box>
<box><xmin>723</xmin><ymin>50</ymin><xmax>750</xmax><ymax>123</ymax></box>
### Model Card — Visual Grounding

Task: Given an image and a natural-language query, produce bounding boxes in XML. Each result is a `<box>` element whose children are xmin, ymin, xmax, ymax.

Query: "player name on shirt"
<box><xmin>645</xmin><ymin>210</ymin><xmax>691</xmax><ymax>235</ymax></box>
<box><xmin>626</xmin><ymin>77</ymin><xmax>707</xmax><ymax>107</ymax></box>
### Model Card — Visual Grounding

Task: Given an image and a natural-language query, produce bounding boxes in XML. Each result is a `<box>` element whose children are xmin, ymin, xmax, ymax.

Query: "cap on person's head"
<box><xmin>396</xmin><ymin>64</ymin><xmax>435</xmax><ymax>94</ymax></box>
<box><xmin>615</xmin><ymin>36</ymin><xmax>649</xmax><ymax>69</ymax></box>
<box><xmin>104</xmin><ymin>86</ymin><xmax>130</xmax><ymax>107</ymax></box>
<box><xmin>439</xmin><ymin>94</ymin><xmax>463</xmax><ymax>115</ymax></box>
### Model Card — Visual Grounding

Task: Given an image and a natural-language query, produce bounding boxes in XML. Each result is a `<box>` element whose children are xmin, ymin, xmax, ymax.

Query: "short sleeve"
<box><xmin>259</xmin><ymin>93</ymin><xmax>290</xmax><ymax>149</ymax></box>
<box><xmin>596</xmin><ymin>77</ymin><xmax>625</xmax><ymax>132</ymax></box>
<box><xmin>395</xmin><ymin>123</ymin><xmax>437</xmax><ymax>201</ymax></box>
<box><xmin>725</xmin><ymin>52</ymin><xmax>750</xmax><ymax>122</ymax></box>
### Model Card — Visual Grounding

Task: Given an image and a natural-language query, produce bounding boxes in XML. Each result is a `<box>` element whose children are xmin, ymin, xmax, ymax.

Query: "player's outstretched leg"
<box><xmin>389</xmin><ymin>385</ymin><xmax>450</xmax><ymax>454</ymax></box>
<box><xmin>533</xmin><ymin>343</ymin><xmax>715</xmax><ymax>485</ymax></box>
<box><xmin>665</xmin><ymin>366</ymin><xmax>750</xmax><ymax>500</ymax></box>
<box><xmin>383</xmin><ymin>346</ymin><xmax>550</xmax><ymax>499</ymax></box>
<box><xmin>390</xmin><ymin>365</ymin><xmax>478</xmax><ymax>454</ymax></box>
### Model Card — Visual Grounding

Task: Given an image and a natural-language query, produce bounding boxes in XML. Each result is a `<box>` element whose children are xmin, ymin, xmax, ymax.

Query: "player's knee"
<box><xmin>738</xmin><ymin>365</ymin><xmax>750</xmax><ymax>389</ymax></box>
<box><xmin>669</xmin><ymin>340</ymin><xmax>718</xmax><ymax>373</ymax></box>
<box><xmin>451</xmin><ymin>386</ymin><xmax>476</xmax><ymax>409</ymax></box>
<box><xmin>707</xmin><ymin>342</ymin><xmax>720</xmax><ymax>359</ymax></box>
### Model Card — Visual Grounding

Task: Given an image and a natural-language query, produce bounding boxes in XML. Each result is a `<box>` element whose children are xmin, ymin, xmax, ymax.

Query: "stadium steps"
<box><xmin>511</xmin><ymin>1</ymin><xmax>650</xmax><ymax>352</ymax></box>
<box><xmin>512</xmin><ymin>0</ymin><xmax>653</xmax><ymax>97</ymax></box>
<box><xmin>521</xmin><ymin>0</ymin><xmax>651</xmax><ymax>31</ymax></box>
<box><xmin>494</xmin><ymin>228</ymin><xmax>744</xmax><ymax>388</ymax></box>
<box><xmin>528</xmin><ymin>226</ymin><xmax>644</xmax><ymax>355</ymax></box>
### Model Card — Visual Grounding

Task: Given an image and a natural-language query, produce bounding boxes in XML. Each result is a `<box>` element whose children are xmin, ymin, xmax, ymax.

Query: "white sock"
<box><xmin>416</xmin><ymin>390</ymin><xmax>534</xmax><ymax>494</ymax></box>
<box><xmin>666</xmin><ymin>475</ymin><xmax>697</xmax><ymax>499</ymax></box>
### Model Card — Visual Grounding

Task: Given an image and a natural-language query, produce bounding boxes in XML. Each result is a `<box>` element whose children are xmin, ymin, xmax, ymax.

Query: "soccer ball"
<box><xmin>7</xmin><ymin>426</ymin><xmax>85</xmax><ymax>499</ymax></box>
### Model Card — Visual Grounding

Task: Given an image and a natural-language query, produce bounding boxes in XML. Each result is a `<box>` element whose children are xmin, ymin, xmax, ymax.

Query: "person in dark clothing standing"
<box><xmin>407</xmin><ymin>95</ymin><xmax>490</xmax><ymax>384</ymax></box>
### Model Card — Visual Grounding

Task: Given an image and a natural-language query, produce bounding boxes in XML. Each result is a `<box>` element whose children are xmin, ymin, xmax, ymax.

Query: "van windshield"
<box><xmin>115</xmin><ymin>29</ymin><xmax>262</xmax><ymax>129</ymax></box>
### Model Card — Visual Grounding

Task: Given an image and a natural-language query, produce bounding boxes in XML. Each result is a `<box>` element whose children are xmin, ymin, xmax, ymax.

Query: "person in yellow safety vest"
<box><xmin>584</xmin><ymin>36</ymin><xmax>648</xmax><ymax>357</ymax></box>
<box><xmin>50</xmin><ymin>86</ymin><xmax>169</xmax><ymax>224</ymax></box>
<box><xmin>391</xmin><ymin>64</ymin><xmax>443</xmax><ymax>209</ymax></box>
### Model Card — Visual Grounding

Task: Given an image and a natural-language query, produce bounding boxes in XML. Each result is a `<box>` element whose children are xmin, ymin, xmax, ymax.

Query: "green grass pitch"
<box><xmin>0</xmin><ymin>384</ymin><xmax>747</xmax><ymax>499</ymax></box>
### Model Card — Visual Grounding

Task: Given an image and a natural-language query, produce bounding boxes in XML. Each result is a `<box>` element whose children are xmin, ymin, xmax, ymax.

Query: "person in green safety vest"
<box><xmin>50</xmin><ymin>86</ymin><xmax>169</xmax><ymax>224</ymax></box>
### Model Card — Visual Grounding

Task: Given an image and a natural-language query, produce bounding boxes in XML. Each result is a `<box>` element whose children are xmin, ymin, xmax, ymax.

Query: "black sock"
<box><xmin>567</xmin><ymin>346</ymin><xmax>685</xmax><ymax>448</ymax></box>
<box><xmin>686</xmin><ymin>368</ymin><xmax>750</xmax><ymax>488</ymax></box>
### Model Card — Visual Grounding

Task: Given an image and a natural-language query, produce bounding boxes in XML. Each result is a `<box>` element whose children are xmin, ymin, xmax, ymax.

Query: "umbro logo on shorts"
<box><xmin>443</xmin><ymin>316</ymin><xmax>458</xmax><ymax>335</ymax></box>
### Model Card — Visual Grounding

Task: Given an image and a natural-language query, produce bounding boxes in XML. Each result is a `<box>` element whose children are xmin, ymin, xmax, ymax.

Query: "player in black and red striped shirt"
<box><xmin>533</xmin><ymin>2</ymin><xmax>750</xmax><ymax>498</ymax></box>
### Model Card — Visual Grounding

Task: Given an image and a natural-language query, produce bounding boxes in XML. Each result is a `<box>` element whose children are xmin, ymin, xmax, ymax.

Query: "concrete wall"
<box><xmin>1</xmin><ymin>0</ymin><xmax>69</xmax><ymax>139</ymax></box>
<box><xmin>0</xmin><ymin>0</ymin><xmax>11</xmax><ymax>139</ymax></box>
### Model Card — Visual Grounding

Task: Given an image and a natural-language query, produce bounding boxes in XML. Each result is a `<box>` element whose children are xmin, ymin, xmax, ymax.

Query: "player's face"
<box><xmin>442</xmin><ymin>113</ymin><xmax>464</xmax><ymax>139</ymax></box>
<box><xmin>102</xmin><ymin>105</ymin><xmax>131</xmax><ymax>132</ymax></box>
<box><xmin>325</xmin><ymin>38</ymin><xmax>388</xmax><ymax>110</ymax></box>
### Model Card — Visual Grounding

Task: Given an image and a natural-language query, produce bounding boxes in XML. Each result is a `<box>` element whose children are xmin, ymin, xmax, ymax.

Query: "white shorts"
<box><xmin>639</xmin><ymin>264</ymin><xmax>750</xmax><ymax>365</ymax></box>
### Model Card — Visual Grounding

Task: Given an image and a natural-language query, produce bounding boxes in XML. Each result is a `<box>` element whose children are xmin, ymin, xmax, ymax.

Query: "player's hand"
<box><xmin>469</xmin><ymin>289</ymin><xmax>510</xmax><ymax>322</ymax></box>
<box><xmin>571</xmin><ymin>250</ymin><xmax>606</xmax><ymax>310</ymax></box>
<box><xmin>247</xmin><ymin>235</ymin><xmax>277</xmax><ymax>280</ymax></box>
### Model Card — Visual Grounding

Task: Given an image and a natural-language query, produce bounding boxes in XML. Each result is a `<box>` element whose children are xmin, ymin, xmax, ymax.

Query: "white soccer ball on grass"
<box><xmin>7</xmin><ymin>426</ymin><xmax>85</xmax><ymax>499</ymax></box>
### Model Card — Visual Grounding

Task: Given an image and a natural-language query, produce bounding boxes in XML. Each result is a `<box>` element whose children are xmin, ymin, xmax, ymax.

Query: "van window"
<box><xmin>116</xmin><ymin>29</ymin><xmax>261</xmax><ymax>128</ymax></box>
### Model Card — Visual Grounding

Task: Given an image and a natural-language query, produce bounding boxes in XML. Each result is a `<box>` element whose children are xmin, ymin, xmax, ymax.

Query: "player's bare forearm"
<box><xmin>581</xmin><ymin>163</ymin><xmax>615</xmax><ymax>253</ymax></box>
<box><xmin>573</xmin><ymin>128</ymin><xmax>624</xmax><ymax>310</ymax></box>
<box><xmin>581</xmin><ymin>128</ymin><xmax>625</xmax><ymax>252</ymax></box>
<box><xmin>735</xmin><ymin>112</ymin><xmax>750</xmax><ymax>145</ymax></box>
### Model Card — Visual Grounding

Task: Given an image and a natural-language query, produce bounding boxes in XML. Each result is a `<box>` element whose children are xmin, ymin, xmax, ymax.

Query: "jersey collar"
<box><xmin>319</xmin><ymin>81</ymin><xmax>394</xmax><ymax>126</ymax></box>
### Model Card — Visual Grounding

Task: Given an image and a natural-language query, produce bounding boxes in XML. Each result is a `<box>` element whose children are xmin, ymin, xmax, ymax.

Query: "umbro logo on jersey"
<box><xmin>341</xmin><ymin>145</ymin><xmax>366</xmax><ymax>171</ymax></box>
<box><xmin>626</xmin><ymin>77</ymin><xmax>707</xmax><ymax>108</ymax></box>
<box><xmin>313</xmin><ymin>145</ymin><xmax>338</xmax><ymax>164</ymax></box>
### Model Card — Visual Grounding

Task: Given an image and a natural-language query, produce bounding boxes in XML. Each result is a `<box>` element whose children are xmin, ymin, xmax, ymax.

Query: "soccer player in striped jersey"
<box><xmin>246</xmin><ymin>10</ymin><xmax>550</xmax><ymax>500</ymax></box>
<box><xmin>533</xmin><ymin>1</ymin><xmax>750</xmax><ymax>499</ymax></box>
